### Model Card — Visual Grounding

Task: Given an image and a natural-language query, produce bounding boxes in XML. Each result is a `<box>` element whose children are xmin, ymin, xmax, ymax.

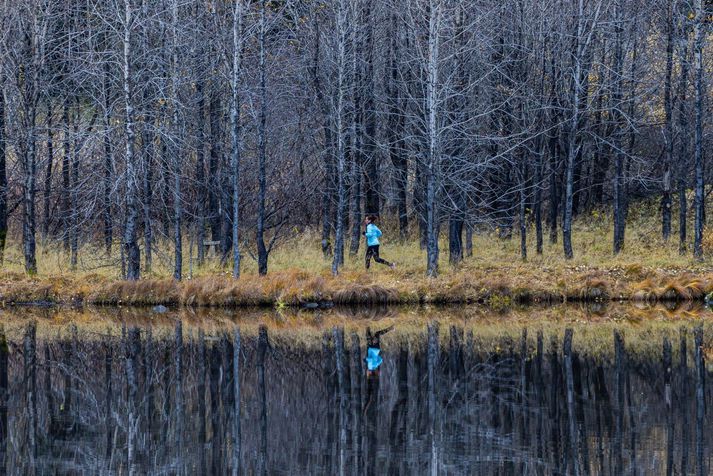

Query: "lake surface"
<box><xmin>0</xmin><ymin>304</ymin><xmax>711</xmax><ymax>475</ymax></box>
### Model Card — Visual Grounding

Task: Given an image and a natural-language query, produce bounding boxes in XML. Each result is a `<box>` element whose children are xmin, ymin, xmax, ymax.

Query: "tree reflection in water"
<box><xmin>0</xmin><ymin>313</ymin><xmax>709</xmax><ymax>475</ymax></box>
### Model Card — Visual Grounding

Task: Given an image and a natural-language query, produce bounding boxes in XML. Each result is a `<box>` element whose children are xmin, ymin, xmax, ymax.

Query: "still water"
<box><xmin>0</xmin><ymin>304</ymin><xmax>710</xmax><ymax>475</ymax></box>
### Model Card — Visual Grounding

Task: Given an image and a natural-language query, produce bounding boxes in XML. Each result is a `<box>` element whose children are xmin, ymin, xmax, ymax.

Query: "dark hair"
<box><xmin>366</xmin><ymin>214</ymin><xmax>378</xmax><ymax>222</ymax></box>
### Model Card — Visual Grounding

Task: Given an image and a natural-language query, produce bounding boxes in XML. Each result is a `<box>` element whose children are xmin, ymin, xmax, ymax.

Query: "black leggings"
<box><xmin>365</xmin><ymin>245</ymin><xmax>391</xmax><ymax>269</ymax></box>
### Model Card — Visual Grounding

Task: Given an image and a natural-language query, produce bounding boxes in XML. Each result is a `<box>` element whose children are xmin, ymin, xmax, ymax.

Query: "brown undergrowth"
<box><xmin>0</xmin><ymin>264</ymin><xmax>711</xmax><ymax>308</ymax></box>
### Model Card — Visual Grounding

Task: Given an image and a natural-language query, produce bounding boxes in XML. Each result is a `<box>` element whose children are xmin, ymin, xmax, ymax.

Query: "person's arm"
<box><xmin>375</xmin><ymin>325</ymin><xmax>394</xmax><ymax>338</ymax></box>
<box><xmin>365</xmin><ymin>224</ymin><xmax>376</xmax><ymax>240</ymax></box>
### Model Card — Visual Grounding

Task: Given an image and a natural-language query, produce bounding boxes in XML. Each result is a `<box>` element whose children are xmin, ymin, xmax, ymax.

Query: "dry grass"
<box><xmin>2</xmin><ymin>199</ymin><xmax>713</xmax><ymax>307</ymax></box>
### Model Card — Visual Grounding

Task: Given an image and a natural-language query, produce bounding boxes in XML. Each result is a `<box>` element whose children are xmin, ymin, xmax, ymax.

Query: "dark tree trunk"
<box><xmin>0</xmin><ymin>73</ymin><xmax>6</xmax><ymax>265</ymax></box>
<box><xmin>42</xmin><ymin>101</ymin><xmax>54</xmax><ymax>241</ymax></box>
<box><xmin>208</xmin><ymin>90</ymin><xmax>222</xmax><ymax>245</ymax></box>
<box><xmin>612</xmin><ymin>0</ymin><xmax>626</xmax><ymax>255</ymax></box>
<box><xmin>548</xmin><ymin>121</ymin><xmax>560</xmax><ymax>245</ymax></box>
<box><xmin>693</xmin><ymin>0</ymin><xmax>705</xmax><ymax>259</ymax></box>
<box><xmin>362</xmin><ymin>2</ymin><xmax>378</xmax><ymax>217</ymax></box>
<box><xmin>102</xmin><ymin>62</ymin><xmax>113</xmax><ymax>256</ymax></box>
<box><xmin>141</xmin><ymin>109</ymin><xmax>154</xmax><ymax>274</ymax></box>
<box><xmin>348</xmin><ymin>145</ymin><xmax>363</xmax><ymax>256</ymax></box>
<box><xmin>465</xmin><ymin>222</ymin><xmax>473</xmax><ymax>257</ymax></box>
<box><xmin>534</xmin><ymin>139</ymin><xmax>544</xmax><ymax>254</ymax></box>
<box><xmin>662</xmin><ymin>1</ymin><xmax>675</xmax><ymax>241</ymax></box>
<box><xmin>195</xmin><ymin>79</ymin><xmax>206</xmax><ymax>266</ymax></box>
<box><xmin>22</xmin><ymin>111</ymin><xmax>38</xmax><ymax>274</ymax></box>
<box><xmin>677</xmin><ymin>15</ymin><xmax>690</xmax><ymax>255</ymax></box>
<box><xmin>70</xmin><ymin>100</ymin><xmax>80</xmax><ymax>269</ymax></box>
<box><xmin>448</xmin><ymin>214</ymin><xmax>463</xmax><ymax>265</ymax></box>
<box><xmin>388</xmin><ymin>11</ymin><xmax>408</xmax><ymax>241</ymax></box>
<box><xmin>256</xmin><ymin>0</ymin><xmax>268</xmax><ymax>275</ymax></box>
<box><xmin>62</xmin><ymin>101</ymin><xmax>71</xmax><ymax>252</ymax></box>
<box><xmin>590</xmin><ymin>83</ymin><xmax>608</xmax><ymax>206</ymax></box>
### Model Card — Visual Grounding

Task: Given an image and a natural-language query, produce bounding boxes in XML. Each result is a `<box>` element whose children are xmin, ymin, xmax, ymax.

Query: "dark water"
<box><xmin>0</xmin><ymin>308</ymin><xmax>712</xmax><ymax>475</ymax></box>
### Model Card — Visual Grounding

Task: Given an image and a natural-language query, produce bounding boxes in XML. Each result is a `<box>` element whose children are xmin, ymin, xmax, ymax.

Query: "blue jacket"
<box><xmin>365</xmin><ymin>347</ymin><xmax>383</xmax><ymax>371</ymax></box>
<box><xmin>365</xmin><ymin>223</ymin><xmax>382</xmax><ymax>247</ymax></box>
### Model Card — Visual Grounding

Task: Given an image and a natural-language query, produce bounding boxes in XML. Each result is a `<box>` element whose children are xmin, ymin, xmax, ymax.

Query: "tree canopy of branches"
<box><xmin>0</xmin><ymin>0</ymin><xmax>710</xmax><ymax>278</ymax></box>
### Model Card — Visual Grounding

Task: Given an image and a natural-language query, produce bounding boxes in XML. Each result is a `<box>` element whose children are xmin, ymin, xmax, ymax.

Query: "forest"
<box><xmin>0</xmin><ymin>0</ymin><xmax>712</xmax><ymax>281</ymax></box>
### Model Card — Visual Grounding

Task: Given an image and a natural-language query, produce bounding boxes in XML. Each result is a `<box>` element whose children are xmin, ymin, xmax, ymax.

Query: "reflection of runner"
<box><xmin>365</xmin><ymin>325</ymin><xmax>394</xmax><ymax>376</ymax></box>
<box><xmin>364</xmin><ymin>325</ymin><xmax>393</xmax><ymax>476</ymax></box>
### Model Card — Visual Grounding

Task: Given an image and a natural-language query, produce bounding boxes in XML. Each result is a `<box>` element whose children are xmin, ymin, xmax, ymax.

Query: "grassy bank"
<box><xmin>2</xmin><ymin>201</ymin><xmax>713</xmax><ymax>307</ymax></box>
<box><xmin>0</xmin><ymin>258</ymin><xmax>712</xmax><ymax>307</ymax></box>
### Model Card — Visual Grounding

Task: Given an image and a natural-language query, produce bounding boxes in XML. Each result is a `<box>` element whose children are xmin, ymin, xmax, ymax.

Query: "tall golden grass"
<box><xmin>2</xmin><ymin>199</ymin><xmax>713</xmax><ymax>306</ymax></box>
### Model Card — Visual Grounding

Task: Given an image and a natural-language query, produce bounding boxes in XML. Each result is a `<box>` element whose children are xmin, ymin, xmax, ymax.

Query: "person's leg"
<box><xmin>365</xmin><ymin>246</ymin><xmax>374</xmax><ymax>269</ymax></box>
<box><xmin>372</xmin><ymin>246</ymin><xmax>393</xmax><ymax>267</ymax></box>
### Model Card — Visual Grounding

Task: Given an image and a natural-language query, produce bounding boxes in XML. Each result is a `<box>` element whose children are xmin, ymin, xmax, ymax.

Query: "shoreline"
<box><xmin>0</xmin><ymin>266</ymin><xmax>711</xmax><ymax>309</ymax></box>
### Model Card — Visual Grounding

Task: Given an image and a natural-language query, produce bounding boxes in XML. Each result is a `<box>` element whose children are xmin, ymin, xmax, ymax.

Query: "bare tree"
<box><xmin>693</xmin><ymin>0</ymin><xmax>706</xmax><ymax>259</ymax></box>
<box><xmin>230</xmin><ymin>0</ymin><xmax>246</xmax><ymax>278</ymax></box>
<box><xmin>122</xmin><ymin>0</ymin><xmax>141</xmax><ymax>280</ymax></box>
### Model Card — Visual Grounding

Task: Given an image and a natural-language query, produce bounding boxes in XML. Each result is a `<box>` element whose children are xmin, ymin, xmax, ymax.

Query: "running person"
<box><xmin>364</xmin><ymin>215</ymin><xmax>395</xmax><ymax>270</ymax></box>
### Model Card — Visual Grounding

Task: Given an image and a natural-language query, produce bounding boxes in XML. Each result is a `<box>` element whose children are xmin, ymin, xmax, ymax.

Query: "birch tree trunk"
<box><xmin>230</xmin><ymin>0</ymin><xmax>244</xmax><ymax>278</ymax></box>
<box><xmin>170</xmin><ymin>0</ymin><xmax>182</xmax><ymax>280</ymax></box>
<box><xmin>331</xmin><ymin>0</ymin><xmax>348</xmax><ymax>276</ymax></box>
<box><xmin>122</xmin><ymin>0</ymin><xmax>140</xmax><ymax>280</ymax></box>
<box><xmin>425</xmin><ymin>0</ymin><xmax>442</xmax><ymax>277</ymax></box>
<box><xmin>0</xmin><ymin>68</ymin><xmax>5</xmax><ymax>265</ymax></box>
